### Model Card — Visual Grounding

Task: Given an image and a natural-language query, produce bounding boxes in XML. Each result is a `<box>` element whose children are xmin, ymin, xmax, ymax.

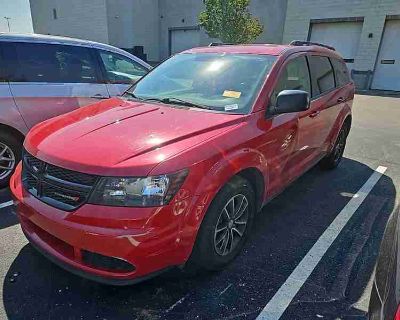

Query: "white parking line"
<box><xmin>0</xmin><ymin>200</ymin><xmax>13</xmax><ymax>209</ymax></box>
<box><xmin>256</xmin><ymin>165</ymin><xmax>387</xmax><ymax>320</ymax></box>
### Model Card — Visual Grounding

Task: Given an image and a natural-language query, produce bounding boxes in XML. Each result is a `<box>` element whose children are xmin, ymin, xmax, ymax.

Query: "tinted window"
<box><xmin>270</xmin><ymin>56</ymin><xmax>311</xmax><ymax>106</ymax></box>
<box><xmin>99</xmin><ymin>51</ymin><xmax>148</xmax><ymax>84</ymax></box>
<box><xmin>331</xmin><ymin>58</ymin><xmax>351</xmax><ymax>87</ymax></box>
<box><xmin>12</xmin><ymin>43</ymin><xmax>98</xmax><ymax>83</ymax></box>
<box><xmin>0</xmin><ymin>45</ymin><xmax>4</xmax><ymax>82</ymax></box>
<box><xmin>308</xmin><ymin>56</ymin><xmax>335</xmax><ymax>97</ymax></box>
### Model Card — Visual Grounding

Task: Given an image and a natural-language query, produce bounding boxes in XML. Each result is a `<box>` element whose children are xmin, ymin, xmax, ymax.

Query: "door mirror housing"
<box><xmin>270</xmin><ymin>90</ymin><xmax>310</xmax><ymax>115</ymax></box>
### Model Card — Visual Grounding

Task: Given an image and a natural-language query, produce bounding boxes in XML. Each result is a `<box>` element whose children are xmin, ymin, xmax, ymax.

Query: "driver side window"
<box><xmin>270</xmin><ymin>56</ymin><xmax>311</xmax><ymax>107</ymax></box>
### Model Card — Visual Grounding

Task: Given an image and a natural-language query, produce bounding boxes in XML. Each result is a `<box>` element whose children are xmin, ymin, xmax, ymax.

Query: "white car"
<box><xmin>0</xmin><ymin>33</ymin><xmax>151</xmax><ymax>187</ymax></box>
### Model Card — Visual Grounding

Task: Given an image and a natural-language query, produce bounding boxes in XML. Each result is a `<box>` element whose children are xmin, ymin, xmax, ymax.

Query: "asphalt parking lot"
<box><xmin>0</xmin><ymin>94</ymin><xmax>399</xmax><ymax>320</ymax></box>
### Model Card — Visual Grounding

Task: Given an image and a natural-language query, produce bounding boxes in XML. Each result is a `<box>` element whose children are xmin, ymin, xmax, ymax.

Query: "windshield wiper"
<box><xmin>160</xmin><ymin>97</ymin><xmax>213</xmax><ymax>110</ymax></box>
<box><xmin>123</xmin><ymin>92</ymin><xmax>143</xmax><ymax>100</ymax></box>
<box><xmin>124</xmin><ymin>94</ymin><xmax>213</xmax><ymax>110</ymax></box>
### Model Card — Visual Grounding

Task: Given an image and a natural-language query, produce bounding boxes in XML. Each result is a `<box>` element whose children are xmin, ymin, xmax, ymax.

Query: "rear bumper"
<box><xmin>10</xmin><ymin>163</ymin><xmax>197</xmax><ymax>285</ymax></box>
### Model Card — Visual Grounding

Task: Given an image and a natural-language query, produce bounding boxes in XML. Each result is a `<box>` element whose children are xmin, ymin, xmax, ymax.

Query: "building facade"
<box><xmin>30</xmin><ymin>0</ymin><xmax>288</xmax><ymax>63</ymax></box>
<box><xmin>30</xmin><ymin>0</ymin><xmax>400</xmax><ymax>91</ymax></box>
<box><xmin>283</xmin><ymin>0</ymin><xmax>400</xmax><ymax>91</ymax></box>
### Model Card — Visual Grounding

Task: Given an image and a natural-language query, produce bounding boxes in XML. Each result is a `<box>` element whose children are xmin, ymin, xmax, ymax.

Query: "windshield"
<box><xmin>125</xmin><ymin>53</ymin><xmax>277</xmax><ymax>114</ymax></box>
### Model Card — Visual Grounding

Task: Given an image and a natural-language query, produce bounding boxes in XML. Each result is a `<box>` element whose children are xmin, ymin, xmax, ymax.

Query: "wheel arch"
<box><xmin>235</xmin><ymin>167</ymin><xmax>265</xmax><ymax>212</ymax></box>
<box><xmin>0</xmin><ymin>123</ymin><xmax>25</xmax><ymax>143</ymax></box>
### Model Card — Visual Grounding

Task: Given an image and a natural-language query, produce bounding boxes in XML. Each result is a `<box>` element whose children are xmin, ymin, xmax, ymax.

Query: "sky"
<box><xmin>0</xmin><ymin>0</ymin><xmax>33</xmax><ymax>33</ymax></box>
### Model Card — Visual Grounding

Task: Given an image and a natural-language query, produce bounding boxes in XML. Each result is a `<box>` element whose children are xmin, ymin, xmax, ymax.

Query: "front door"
<box><xmin>5</xmin><ymin>42</ymin><xmax>109</xmax><ymax>129</ymax></box>
<box><xmin>267</xmin><ymin>54</ymin><xmax>322</xmax><ymax>189</ymax></box>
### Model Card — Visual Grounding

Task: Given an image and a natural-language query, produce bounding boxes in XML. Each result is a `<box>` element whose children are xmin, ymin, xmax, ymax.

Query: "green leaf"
<box><xmin>199</xmin><ymin>0</ymin><xmax>264</xmax><ymax>44</ymax></box>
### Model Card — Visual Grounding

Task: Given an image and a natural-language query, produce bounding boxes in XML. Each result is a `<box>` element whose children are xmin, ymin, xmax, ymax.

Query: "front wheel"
<box><xmin>0</xmin><ymin>131</ymin><xmax>22</xmax><ymax>188</ymax></box>
<box><xmin>320</xmin><ymin>123</ymin><xmax>349</xmax><ymax>170</ymax></box>
<box><xmin>187</xmin><ymin>175</ymin><xmax>255</xmax><ymax>271</ymax></box>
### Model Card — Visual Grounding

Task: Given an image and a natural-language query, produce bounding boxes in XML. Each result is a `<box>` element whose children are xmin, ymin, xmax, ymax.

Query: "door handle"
<box><xmin>309</xmin><ymin>111</ymin><xmax>320</xmax><ymax>118</ymax></box>
<box><xmin>91</xmin><ymin>94</ymin><xmax>109</xmax><ymax>99</ymax></box>
<box><xmin>337</xmin><ymin>97</ymin><xmax>345</xmax><ymax>103</ymax></box>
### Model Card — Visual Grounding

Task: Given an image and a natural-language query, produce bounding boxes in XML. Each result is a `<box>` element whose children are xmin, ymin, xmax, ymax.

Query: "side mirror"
<box><xmin>271</xmin><ymin>90</ymin><xmax>310</xmax><ymax>115</ymax></box>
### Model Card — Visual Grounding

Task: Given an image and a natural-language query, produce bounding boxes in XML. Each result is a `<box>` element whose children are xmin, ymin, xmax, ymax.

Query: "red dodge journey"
<box><xmin>11</xmin><ymin>41</ymin><xmax>354</xmax><ymax>285</ymax></box>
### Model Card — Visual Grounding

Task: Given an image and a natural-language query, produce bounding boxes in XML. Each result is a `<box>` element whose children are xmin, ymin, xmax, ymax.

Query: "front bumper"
<box><xmin>10</xmin><ymin>163</ymin><xmax>197</xmax><ymax>285</ymax></box>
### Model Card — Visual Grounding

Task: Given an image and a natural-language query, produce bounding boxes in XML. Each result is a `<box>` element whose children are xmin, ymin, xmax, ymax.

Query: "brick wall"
<box><xmin>283</xmin><ymin>0</ymin><xmax>400</xmax><ymax>73</ymax></box>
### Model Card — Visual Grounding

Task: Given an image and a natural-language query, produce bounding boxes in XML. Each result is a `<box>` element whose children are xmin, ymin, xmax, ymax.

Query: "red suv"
<box><xmin>11</xmin><ymin>42</ymin><xmax>354</xmax><ymax>285</ymax></box>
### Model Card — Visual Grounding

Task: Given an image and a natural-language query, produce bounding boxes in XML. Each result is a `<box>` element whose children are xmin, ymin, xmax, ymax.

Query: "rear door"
<box><xmin>97</xmin><ymin>50</ymin><xmax>149</xmax><ymax>96</ymax></box>
<box><xmin>306</xmin><ymin>55</ymin><xmax>338</xmax><ymax>153</ymax></box>
<box><xmin>6</xmin><ymin>42</ymin><xmax>109</xmax><ymax>129</ymax></box>
<box><xmin>0</xmin><ymin>41</ymin><xmax>28</xmax><ymax>134</ymax></box>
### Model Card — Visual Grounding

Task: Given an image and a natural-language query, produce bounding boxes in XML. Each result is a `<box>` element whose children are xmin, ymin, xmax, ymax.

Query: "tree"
<box><xmin>199</xmin><ymin>0</ymin><xmax>263</xmax><ymax>44</ymax></box>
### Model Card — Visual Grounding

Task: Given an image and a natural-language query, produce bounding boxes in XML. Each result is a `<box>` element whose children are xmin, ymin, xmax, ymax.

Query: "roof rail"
<box><xmin>208</xmin><ymin>42</ymin><xmax>236</xmax><ymax>46</ymax></box>
<box><xmin>290</xmin><ymin>40</ymin><xmax>335</xmax><ymax>51</ymax></box>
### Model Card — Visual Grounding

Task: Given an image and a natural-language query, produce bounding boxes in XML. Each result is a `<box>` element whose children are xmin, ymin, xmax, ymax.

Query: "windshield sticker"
<box><xmin>223</xmin><ymin>90</ymin><xmax>242</xmax><ymax>99</ymax></box>
<box><xmin>224</xmin><ymin>104</ymin><xmax>239</xmax><ymax>111</ymax></box>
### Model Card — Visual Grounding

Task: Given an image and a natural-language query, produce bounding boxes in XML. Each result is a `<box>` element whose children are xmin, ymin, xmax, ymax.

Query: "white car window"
<box><xmin>99</xmin><ymin>51</ymin><xmax>148</xmax><ymax>84</ymax></box>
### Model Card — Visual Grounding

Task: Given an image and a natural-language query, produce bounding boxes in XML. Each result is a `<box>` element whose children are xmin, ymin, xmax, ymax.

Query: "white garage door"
<box><xmin>371</xmin><ymin>20</ymin><xmax>400</xmax><ymax>91</ymax></box>
<box><xmin>310</xmin><ymin>21</ymin><xmax>363</xmax><ymax>71</ymax></box>
<box><xmin>170</xmin><ymin>28</ymin><xmax>200</xmax><ymax>55</ymax></box>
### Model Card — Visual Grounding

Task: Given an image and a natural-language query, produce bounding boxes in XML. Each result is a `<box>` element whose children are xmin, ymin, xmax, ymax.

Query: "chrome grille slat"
<box><xmin>22</xmin><ymin>150</ymin><xmax>97</xmax><ymax>211</ymax></box>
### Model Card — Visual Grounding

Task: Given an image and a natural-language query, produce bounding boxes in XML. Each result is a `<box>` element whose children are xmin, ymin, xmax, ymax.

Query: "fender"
<box><xmin>176</xmin><ymin>148</ymin><xmax>269</xmax><ymax>262</ymax></box>
<box><xmin>0</xmin><ymin>114</ymin><xmax>29</xmax><ymax>137</ymax></box>
<box><xmin>326</xmin><ymin>103</ymin><xmax>352</xmax><ymax>152</ymax></box>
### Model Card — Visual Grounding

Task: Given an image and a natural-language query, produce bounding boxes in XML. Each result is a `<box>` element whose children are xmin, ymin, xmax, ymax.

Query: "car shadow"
<box><xmin>2</xmin><ymin>158</ymin><xmax>396</xmax><ymax>320</ymax></box>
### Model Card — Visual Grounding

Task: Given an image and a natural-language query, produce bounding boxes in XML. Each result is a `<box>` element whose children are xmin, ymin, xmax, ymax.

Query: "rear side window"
<box><xmin>11</xmin><ymin>42</ymin><xmax>99</xmax><ymax>83</ymax></box>
<box><xmin>331</xmin><ymin>58</ymin><xmax>351</xmax><ymax>87</ymax></box>
<box><xmin>270</xmin><ymin>56</ymin><xmax>311</xmax><ymax>106</ymax></box>
<box><xmin>99</xmin><ymin>51</ymin><xmax>148</xmax><ymax>84</ymax></box>
<box><xmin>307</xmin><ymin>56</ymin><xmax>335</xmax><ymax>97</ymax></box>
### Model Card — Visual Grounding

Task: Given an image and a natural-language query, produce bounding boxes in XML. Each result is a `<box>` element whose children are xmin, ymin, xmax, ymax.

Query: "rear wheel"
<box><xmin>320</xmin><ymin>123</ymin><xmax>349</xmax><ymax>170</ymax></box>
<box><xmin>0</xmin><ymin>131</ymin><xmax>22</xmax><ymax>188</ymax></box>
<box><xmin>187</xmin><ymin>175</ymin><xmax>255</xmax><ymax>271</ymax></box>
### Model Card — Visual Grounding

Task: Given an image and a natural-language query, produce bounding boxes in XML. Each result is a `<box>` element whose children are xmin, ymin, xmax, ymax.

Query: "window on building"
<box><xmin>99</xmin><ymin>51</ymin><xmax>148</xmax><ymax>84</ymax></box>
<box><xmin>53</xmin><ymin>8</ymin><xmax>57</xmax><ymax>20</ymax></box>
<box><xmin>307</xmin><ymin>56</ymin><xmax>335</xmax><ymax>97</ymax></box>
<box><xmin>12</xmin><ymin>43</ymin><xmax>99</xmax><ymax>83</ymax></box>
<box><xmin>331</xmin><ymin>58</ymin><xmax>351</xmax><ymax>87</ymax></box>
<box><xmin>270</xmin><ymin>56</ymin><xmax>311</xmax><ymax>106</ymax></box>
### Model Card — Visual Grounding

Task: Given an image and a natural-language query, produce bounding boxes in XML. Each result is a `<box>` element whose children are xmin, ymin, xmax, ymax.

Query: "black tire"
<box><xmin>320</xmin><ymin>122</ymin><xmax>349</xmax><ymax>170</ymax></box>
<box><xmin>186</xmin><ymin>175</ymin><xmax>255</xmax><ymax>271</ymax></box>
<box><xmin>0</xmin><ymin>131</ymin><xmax>22</xmax><ymax>188</ymax></box>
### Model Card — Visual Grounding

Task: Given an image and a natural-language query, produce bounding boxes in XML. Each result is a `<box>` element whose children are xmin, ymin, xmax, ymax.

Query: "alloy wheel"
<box><xmin>333</xmin><ymin>128</ymin><xmax>347</xmax><ymax>162</ymax></box>
<box><xmin>214</xmin><ymin>194</ymin><xmax>249</xmax><ymax>256</ymax></box>
<box><xmin>0</xmin><ymin>142</ymin><xmax>16</xmax><ymax>180</ymax></box>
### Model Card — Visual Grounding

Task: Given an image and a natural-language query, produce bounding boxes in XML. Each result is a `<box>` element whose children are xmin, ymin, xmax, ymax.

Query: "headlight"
<box><xmin>89</xmin><ymin>169</ymin><xmax>188</xmax><ymax>207</ymax></box>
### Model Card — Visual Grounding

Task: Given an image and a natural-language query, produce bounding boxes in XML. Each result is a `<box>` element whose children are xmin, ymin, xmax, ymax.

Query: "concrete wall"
<box><xmin>158</xmin><ymin>0</ymin><xmax>209</xmax><ymax>60</ymax></box>
<box><xmin>283</xmin><ymin>0</ymin><xmax>400</xmax><ymax>73</ymax></box>
<box><xmin>106</xmin><ymin>0</ymin><xmax>159</xmax><ymax>62</ymax></box>
<box><xmin>30</xmin><ymin>0</ymin><xmax>287</xmax><ymax>61</ymax></box>
<box><xmin>158</xmin><ymin>0</ymin><xmax>287</xmax><ymax>60</ymax></box>
<box><xmin>30</xmin><ymin>0</ymin><xmax>109</xmax><ymax>44</ymax></box>
<box><xmin>250</xmin><ymin>0</ymin><xmax>288</xmax><ymax>44</ymax></box>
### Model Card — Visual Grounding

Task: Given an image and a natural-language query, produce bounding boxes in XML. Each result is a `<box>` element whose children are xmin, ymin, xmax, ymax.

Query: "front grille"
<box><xmin>22</xmin><ymin>150</ymin><xmax>98</xmax><ymax>211</ymax></box>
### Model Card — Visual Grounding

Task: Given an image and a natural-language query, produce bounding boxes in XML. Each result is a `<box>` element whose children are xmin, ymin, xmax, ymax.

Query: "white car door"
<box><xmin>6</xmin><ymin>41</ymin><xmax>110</xmax><ymax>129</ymax></box>
<box><xmin>97</xmin><ymin>50</ymin><xmax>150</xmax><ymax>96</ymax></box>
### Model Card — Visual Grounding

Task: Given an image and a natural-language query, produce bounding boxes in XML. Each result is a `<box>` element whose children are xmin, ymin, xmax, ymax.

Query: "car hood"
<box><xmin>25</xmin><ymin>98</ymin><xmax>244</xmax><ymax>176</ymax></box>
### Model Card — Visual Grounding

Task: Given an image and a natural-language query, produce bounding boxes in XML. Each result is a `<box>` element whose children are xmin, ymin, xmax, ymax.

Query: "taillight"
<box><xmin>395</xmin><ymin>304</ymin><xmax>400</xmax><ymax>320</ymax></box>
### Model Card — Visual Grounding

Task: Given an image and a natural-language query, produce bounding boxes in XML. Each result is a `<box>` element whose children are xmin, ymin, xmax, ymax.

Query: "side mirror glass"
<box><xmin>271</xmin><ymin>90</ymin><xmax>310</xmax><ymax>115</ymax></box>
